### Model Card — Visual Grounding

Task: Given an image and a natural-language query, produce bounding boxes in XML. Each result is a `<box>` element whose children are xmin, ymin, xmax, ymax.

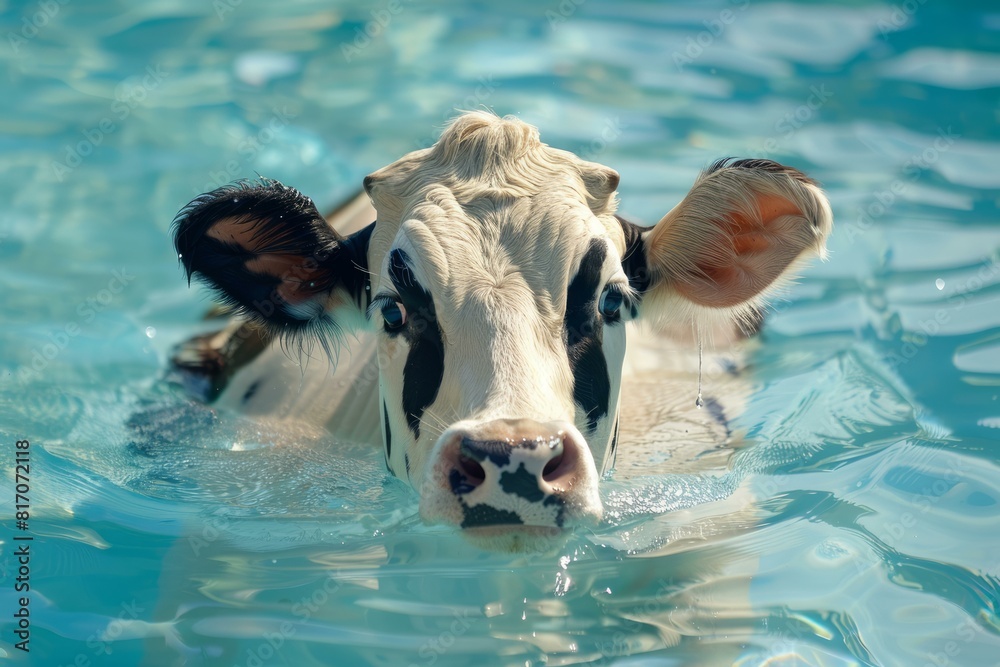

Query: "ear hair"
<box><xmin>638</xmin><ymin>158</ymin><xmax>833</xmax><ymax>337</ymax></box>
<box><xmin>578</xmin><ymin>163</ymin><xmax>620</xmax><ymax>215</ymax></box>
<box><xmin>173</xmin><ymin>178</ymin><xmax>372</xmax><ymax>359</ymax></box>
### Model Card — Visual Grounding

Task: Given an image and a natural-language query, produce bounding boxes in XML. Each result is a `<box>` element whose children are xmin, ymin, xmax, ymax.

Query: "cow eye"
<box><xmin>381</xmin><ymin>301</ymin><xmax>407</xmax><ymax>330</ymax></box>
<box><xmin>599</xmin><ymin>285</ymin><xmax>624</xmax><ymax>321</ymax></box>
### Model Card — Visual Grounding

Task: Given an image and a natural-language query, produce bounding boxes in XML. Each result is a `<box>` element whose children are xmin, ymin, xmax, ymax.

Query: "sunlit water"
<box><xmin>1</xmin><ymin>1</ymin><xmax>999</xmax><ymax>665</ymax></box>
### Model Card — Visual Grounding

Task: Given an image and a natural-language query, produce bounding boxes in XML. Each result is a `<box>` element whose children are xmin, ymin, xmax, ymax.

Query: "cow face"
<box><xmin>174</xmin><ymin>111</ymin><xmax>831</xmax><ymax>551</ymax></box>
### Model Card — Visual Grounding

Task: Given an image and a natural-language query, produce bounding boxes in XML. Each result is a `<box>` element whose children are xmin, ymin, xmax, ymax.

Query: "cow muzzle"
<box><xmin>420</xmin><ymin>418</ymin><xmax>603</xmax><ymax>550</ymax></box>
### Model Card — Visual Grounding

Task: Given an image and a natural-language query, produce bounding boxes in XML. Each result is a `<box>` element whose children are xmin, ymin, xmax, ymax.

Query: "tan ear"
<box><xmin>641</xmin><ymin>158</ymin><xmax>832</xmax><ymax>328</ymax></box>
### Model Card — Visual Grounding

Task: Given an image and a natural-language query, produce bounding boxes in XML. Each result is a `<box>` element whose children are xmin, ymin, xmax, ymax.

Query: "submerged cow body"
<box><xmin>171</xmin><ymin>111</ymin><xmax>831</xmax><ymax>551</ymax></box>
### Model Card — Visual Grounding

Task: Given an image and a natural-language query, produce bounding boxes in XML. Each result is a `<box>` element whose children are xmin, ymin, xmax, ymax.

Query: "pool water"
<box><xmin>2</xmin><ymin>0</ymin><xmax>999</xmax><ymax>665</ymax></box>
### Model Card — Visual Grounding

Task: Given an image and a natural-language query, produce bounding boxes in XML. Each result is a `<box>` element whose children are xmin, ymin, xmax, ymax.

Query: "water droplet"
<box><xmin>177</xmin><ymin>253</ymin><xmax>183</xmax><ymax>259</ymax></box>
<box><xmin>145</xmin><ymin>326</ymin><xmax>156</xmax><ymax>339</ymax></box>
<box><xmin>233</xmin><ymin>198</ymin><xmax>239</xmax><ymax>203</ymax></box>
<box><xmin>935</xmin><ymin>278</ymin><xmax>945</xmax><ymax>290</ymax></box>
<box><xmin>695</xmin><ymin>324</ymin><xmax>704</xmax><ymax>409</ymax></box>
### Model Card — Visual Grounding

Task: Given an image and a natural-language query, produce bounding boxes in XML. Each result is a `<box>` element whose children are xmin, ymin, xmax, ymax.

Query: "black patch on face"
<box><xmin>382</xmin><ymin>400</ymin><xmax>392</xmax><ymax>470</ymax></box>
<box><xmin>543</xmin><ymin>494</ymin><xmax>566</xmax><ymax>528</ymax></box>
<box><xmin>564</xmin><ymin>239</ymin><xmax>611</xmax><ymax>432</ymax></box>
<box><xmin>460</xmin><ymin>438</ymin><xmax>512</xmax><ymax>468</ymax></box>
<box><xmin>610</xmin><ymin>417</ymin><xmax>620</xmax><ymax>458</ymax></box>
<box><xmin>241</xmin><ymin>380</ymin><xmax>261</xmax><ymax>405</ymax></box>
<box><xmin>499</xmin><ymin>463</ymin><xmax>545</xmax><ymax>503</ymax></box>
<box><xmin>616</xmin><ymin>215</ymin><xmax>650</xmax><ymax>299</ymax></box>
<box><xmin>602</xmin><ymin>416</ymin><xmax>620</xmax><ymax>475</ymax></box>
<box><xmin>344</xmin><ymin>223</ymin><xmax>376</xmax><ymax>309</ymax></box>
<box><xmin>460</xmin><ymin>502</ymin><xmax>523</xmax><ymax>529</ymax></box>
<box><xmin>388</xmin><ymin>249</ymin><xmax>423</xmax><ymax>303</ymax></box>
<box><xmin>386</xmin><ymin>249</ymin><xmax>445</xmax><ymax>440</ymax></box>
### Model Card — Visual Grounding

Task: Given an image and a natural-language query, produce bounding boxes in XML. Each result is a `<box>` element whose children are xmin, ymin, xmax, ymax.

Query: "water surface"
<box><xmin>1</xmin><ymin>1</ymin><xmax>999</xmax><ymax>665</ymax></box>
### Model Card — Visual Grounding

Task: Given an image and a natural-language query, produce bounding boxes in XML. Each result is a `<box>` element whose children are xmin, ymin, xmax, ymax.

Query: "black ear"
<box><xmin>173</xmin><ymin>178</ymin><xmax>372</xmax><ymax>338</ymax></box>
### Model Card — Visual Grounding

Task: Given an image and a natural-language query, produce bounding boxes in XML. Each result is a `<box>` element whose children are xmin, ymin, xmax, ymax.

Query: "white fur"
<box><xmin>364</xmin><ymin>112</ymin><xmax>627</xmax><ymax>491</ymax></box>
<box><xmin>205</xmin><ymin>111</ymin><xmax>833</xmax><ymax>544</ymax></box>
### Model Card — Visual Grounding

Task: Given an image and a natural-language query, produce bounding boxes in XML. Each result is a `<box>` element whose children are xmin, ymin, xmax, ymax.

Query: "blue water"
<box><xmin>2</xmin><ymin>0</ymin><xmax>999</xmax><ymax>665</ymax></box>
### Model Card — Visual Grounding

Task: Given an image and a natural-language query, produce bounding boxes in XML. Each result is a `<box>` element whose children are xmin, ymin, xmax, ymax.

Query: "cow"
<box><xmin>170</xmin><ymin>110</ymin><xmax>832</xmax><ymax>552</ymax></box>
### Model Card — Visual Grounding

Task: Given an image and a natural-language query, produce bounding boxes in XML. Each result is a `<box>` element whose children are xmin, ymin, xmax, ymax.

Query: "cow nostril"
<box><xmin>458</xmin><ymin>454</ymin><xmax>486</xmax><ymax>484</ymax></box>
<box><xmin>542</xmin><ymin>450</ymin><xmax>565</xmax><ymax>481</ymax></box>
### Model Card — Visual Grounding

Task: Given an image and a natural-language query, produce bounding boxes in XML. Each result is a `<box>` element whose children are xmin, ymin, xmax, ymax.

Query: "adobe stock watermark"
<box><xmin>51</xmin><ymin>599</ymin><xmax>145</xmax><ymax>666</ymax></box>
<box><xmin>407</xmin><ymin>609</ymin><xmax>477</xmax><ymax>667</ymax></box>
<box><xmin>879</xmin><ymin>452</ymin><xmax>972</xmax><ymax>546</ymax></box>
<box><xmin>213</xmin><ymin>0</ymin><xmax>244</xmax><ymax>21</ymax></box>
<box><xmin>885</xmin><ymin>256</ymin><xmax>1000</xmax><ymax>370</ymax></box>
<box><xmin>546</xmin><ymin>0</ymin><xmax>586</xmax><ymax>28</ymax></box>
<box><xmin>851</xmin><ymin>552</ymin><xmax>998</xmax><ymax>667</ymax></box>
<box><xmin>754</xmin><ymin>85</ymin><xmax>834</xmax><ymax>159</ymax></box>
<box><xmin>16</xmin><ymin>268</ymin><xmax>135</xmax><ymax>384</ymax></box>
<box><xmin>918</xmin><ymin>616</ymin><xmax>991</xmax><ymax>667</ymax></box>
<box><xmin>845</xmin><ymin>126</ymin><xmax>960</xmax><ymax>245</ymax></box>
<box><xmin>672</xmin><ymin>0</ymin><xmax>751</xmax><ymax>71</ymax></box>
<box><xmin>340</xmin><ymin>0</ymin><xmax>416</xmax><ymax>62</ymax></box>
<box><xmin>187</xmin><ymin>511</ymin><xmax>348</xmax><ymax>667</ymax></box>
<box><xmin>877</xmin><ymin>0</ymin><xmax>928</xmax><ymax>38</ymax></box>
<box><xmin>7</xmin><ymin>0</ymin><xmax>70</xmax><ymax>54</ymax></box>
<box><xmin>236</xmin><ymin>570</ymin><xmax>345</xmax><ymax>667</ymax></box>
<box><xmin>192</xmin><ymin>105</ymin><xmax>297</xmax><ymax>195</ymax></box>
<box><xmin>413</xmin><ymin>77</ymin><xmax>501</xmax><ymax>150</ymax></box>
<box><xmin>188</xmin><ymin>510</ymin><xmax>236</xmax><ymax>556</ymax></box>
<box><xmin>86</xmin><ymin>600</ymin><xmax>146</xmax><ymax>657</ymax></box>
<box><xmin>590</xmin><ymin>578</ymin><xmax>691</xmax><ymax>664</ymax></box>
<box><xmin>577</xmin><ymin>117</ymin><xmax>625</xmax><ymax>162</ymax></box>
<box><xmin>51</xmin><ymin>65</ymin><xmax>169</xmax><ymax>181</ymax></box>
<box><xmin>890</xmin><ymin>534</ymin><xmax>997</xmax><ymax>667</ymax></box>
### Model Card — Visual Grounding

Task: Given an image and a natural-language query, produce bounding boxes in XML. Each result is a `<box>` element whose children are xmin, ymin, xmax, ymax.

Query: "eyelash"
<box><xmin>369</xmin><ymin>283</ymin><xmax>634</xmax><ymax>328</ymax></box>
<box><xmin>601</xmin><ymin>282</ymin><xmax>635</xmax><ymax>322</ymax></box>
<box><xmin>367</xmin><ymin>293</ymin><xmax>399</xmax><ymax>319</ymax></box>
<box><xmin>367</xmin><ymin>293</ymin><xmax>408</xmax><ymax>331</ymax></box>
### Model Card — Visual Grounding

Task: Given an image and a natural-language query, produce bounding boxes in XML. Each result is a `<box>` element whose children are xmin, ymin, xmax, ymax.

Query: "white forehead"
<box><xmin>389</xmin><ymin>193</ymin><xmax>614</xmax><ymax>302</ymax></box>
<box><xmin>365</xmin><ymin>111</ymin><xmax>626</xmax><ymax>296</ymax></box>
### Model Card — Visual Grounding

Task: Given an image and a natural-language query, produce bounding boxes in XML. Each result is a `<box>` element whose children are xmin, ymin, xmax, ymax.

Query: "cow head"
<box><xmin>173</xmin><ymin>111</ymin><xmax>832</xmax><ymax>551</ymax></box>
